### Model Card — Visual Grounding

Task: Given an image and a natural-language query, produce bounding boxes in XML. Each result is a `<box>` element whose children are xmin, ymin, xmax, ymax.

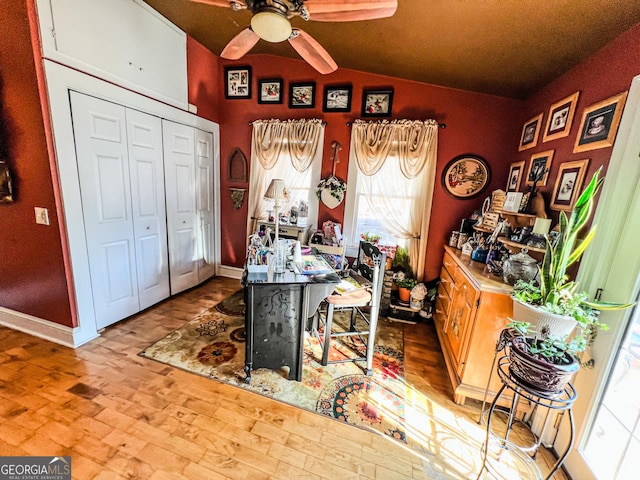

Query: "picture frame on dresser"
<box><xmin>550</xmin><ymin>159</ymin><xmax>589</xmax><ymax>211</ymax></box>
<box><xmin>573</xmin><ymin>91</ymin><xmax>628</xmax><ymax>153</ymax></box>
<box><xmin>542</xmin><ymin>91</ymin><xmax>580</xmax><ymax>142</ymax></box>
<box><xmin>518</xmin><ymin>113</ymin><xmax>543</xmax><ymax>151</ymax></box>
<box><xmin>224</xmin><ymin>66</ymin><xmax>252</xmax><ymax>99</ymax></box>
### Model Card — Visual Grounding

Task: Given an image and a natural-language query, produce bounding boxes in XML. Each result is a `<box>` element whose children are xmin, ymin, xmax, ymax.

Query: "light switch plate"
<box><xmin>35</xmin><ymin>207</ymin><xmax>50</xmax><ymax>225</ymax></box>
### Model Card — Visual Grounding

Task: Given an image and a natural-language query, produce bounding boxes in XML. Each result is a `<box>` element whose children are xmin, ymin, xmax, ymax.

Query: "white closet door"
<box><xmin>163</xmin><ymin>120</ymin><xmax>198</xmax><ymax>294</ymax></box>
<box><xmin>195</xmin><ymin>128</ymin><xmax>215</xmax><ymax>282</ymax></box>
<box><xmin>70</xmin><ymin>91</ymin><xmax>139</xmax><ymax>329</ymax></box>
<box><xmin>126</xmin><ymin>109</ymin><xmax>170</xmax><ymax>309</ymax></box>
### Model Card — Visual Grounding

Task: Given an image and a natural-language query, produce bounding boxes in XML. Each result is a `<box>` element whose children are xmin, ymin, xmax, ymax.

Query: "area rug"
<box><xmin>140</xmin><ymin>290</ymin><xmax>407</xmax><ymax>443</ymax></box>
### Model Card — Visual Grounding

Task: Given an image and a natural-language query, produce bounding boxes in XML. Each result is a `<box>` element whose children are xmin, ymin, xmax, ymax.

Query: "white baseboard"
<box><xmin>0</xmin><ymin>307</ymin><xmax>99</xmax><ymax>348</ymax></box>
<box><xmin>218</xmin><ymin>265</ymin><xmax>244</xmax><ymax>279</ymax></box>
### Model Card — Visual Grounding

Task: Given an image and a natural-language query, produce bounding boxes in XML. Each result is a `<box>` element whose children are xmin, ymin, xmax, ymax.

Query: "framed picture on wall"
<box><xmin>550</xmin><ymin>159</ymin><xmax>589</xmax><ymax>211</ymax></box>
<box><xmin>258</xmin><ymin>79</ymin><xmax>283</xmax><ymax>104</ymax></box>
<box><xmin>441</xmin><ymin>154</ymin><xmax>490</xmax><ymax>199</ymax></box>
<box><xmin>224</xmin><ymin>66</ymin><xmax>252</xmax><ymax>99</ymax></box>
<box><xmin>323</xmin><ymin>85</ymin><xmax>352</xmax><ymax>112</ymax></box>
<box><xmin>361</xmin><ymin>89</ymin><xmax>394</xmax><ymax>117</ymax></box>
<box><xmin>542</xmin><ymin>91</ymin><xmax>580</xmax><ymax>142</ymax></box>
<box><xmin>573</xmin><ymin>91</ymin><xmax>628</xmax><ymax>153</ymax></box>
<box><xmin>289</xmin><ymin>82</ymin><xmax>316</xmax><ymax>108</ymax></box>
<box><xmin>506</xmin><ymin>160</ymin><xmax>525</xmax><ymax>192</ymax></box>
<box><xmin>518</xmin><ymin>113</ymin><xmax>543</xmax><ymax>151</ymax></box>
<box><xmin>526</xmin><ymin>150</ymin><xmax>554</xmax><ymax>186</ymax></box>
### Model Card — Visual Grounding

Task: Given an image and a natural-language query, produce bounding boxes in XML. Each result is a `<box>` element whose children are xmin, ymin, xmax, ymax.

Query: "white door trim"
<box><xmin>556</xmin><ymin>73</ymin><xmax>640</xmax><ymax>478</ymax></box>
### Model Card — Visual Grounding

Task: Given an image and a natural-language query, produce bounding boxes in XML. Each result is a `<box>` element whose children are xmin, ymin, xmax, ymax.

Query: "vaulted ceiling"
<box><xmin>143</xmin><ymin>0</ymin><xmax>640</xmax><ymax>99</ymax></box>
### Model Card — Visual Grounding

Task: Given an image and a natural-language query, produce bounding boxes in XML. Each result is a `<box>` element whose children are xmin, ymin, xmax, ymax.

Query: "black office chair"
<box><xmin>316</xmin><ymin>241</ymin><xmax>386</xmax><ymax>375</ymax></box>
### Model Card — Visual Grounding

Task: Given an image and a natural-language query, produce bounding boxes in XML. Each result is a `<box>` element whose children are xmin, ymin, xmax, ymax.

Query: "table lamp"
<box><xmin>264</xmin><ymin>179</ymin><xmax>286</xmax><ymax>245</ymax></box>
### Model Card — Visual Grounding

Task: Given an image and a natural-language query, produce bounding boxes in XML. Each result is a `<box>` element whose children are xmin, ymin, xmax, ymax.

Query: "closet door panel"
<box><xmin>163</xmin><ymin>120</ymin><xmax>198</xmax><ymax>294</ymax></box>
<box><xmin>70</xmin><ymin>91</ymin><xmax>139</xmax><ymax>329</ymax></box>
<box><xmin>195</xmin><ymin>129</ymin><xmax>215</xmax><ymax>281</ymax></box>
<box><xmin>126</xmin><ymin>109</ymin><xmax>170</xmax><ymax>309</ymax></box>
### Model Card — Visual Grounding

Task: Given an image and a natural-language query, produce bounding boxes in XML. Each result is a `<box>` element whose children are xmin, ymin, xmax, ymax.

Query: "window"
<box><xmin>343</xmin><ymin>119</ymin><xmax>438</xmax><ymax>280</ymax></box>
<box><xmin>343</xmin><ymin>153</ymin><xmax>428</xmax><ymax>257</ymax></box>
<box><xmin>247</xmin><ymin>119</ymin><xmax>325</xmax><ymax>237</ymax></box>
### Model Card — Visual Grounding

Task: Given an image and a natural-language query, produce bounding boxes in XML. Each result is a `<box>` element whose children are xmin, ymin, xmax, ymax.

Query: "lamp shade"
<box><xmin>264</xmin><ymin>179</ymin><xmax>286</xmax><ymax>202</ymax></box>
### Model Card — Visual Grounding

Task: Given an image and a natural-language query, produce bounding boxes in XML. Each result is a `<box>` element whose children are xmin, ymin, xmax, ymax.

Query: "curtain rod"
<box><xmin>346</xmin><ymin>121</ymin><xmax>446</xmax><ymax>128</ymax></box>
<box><xmin>249</xmin><ymin>120</ymin><xmax>327</xmax><ymax>126</ymax></box>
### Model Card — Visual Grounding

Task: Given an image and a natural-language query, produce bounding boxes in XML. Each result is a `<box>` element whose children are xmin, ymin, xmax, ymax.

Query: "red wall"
<box><xmin>514</xmin><ymin>23</ymin><xmax>640</xmax><ymax>223</ymax></box>
<box><xmin>0</xmin><ymin>1</ymin><xmax>74</xmax><ymax>327</ymax></box>
<box><xmin>217</xmin><ymin>55</ymin><xmax>522</xmax><ymax>280</ymax></box>
<box><xmin>187</xmin><ymin>37</ymin><xmax>221</xmax><ymax>123</ymax></box>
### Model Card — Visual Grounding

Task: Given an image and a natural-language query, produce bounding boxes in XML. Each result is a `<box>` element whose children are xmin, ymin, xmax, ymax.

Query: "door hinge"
<box><xmin>476</xmin><ymin>298</ymin><xmax>480</xmax><ymax>308</ymax></box>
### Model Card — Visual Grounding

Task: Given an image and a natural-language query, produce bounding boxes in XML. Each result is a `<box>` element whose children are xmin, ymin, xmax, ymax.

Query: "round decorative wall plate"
<box><xmin>442</xmin><ymin>155</ymin><xmax>491</xmax><ymax>199</ymax></box>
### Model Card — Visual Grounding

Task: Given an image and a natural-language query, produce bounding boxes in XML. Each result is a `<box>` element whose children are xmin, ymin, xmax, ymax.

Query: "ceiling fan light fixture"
<box><xmin>250</xmin><ymin>11</ymin><xmax>292</xmax><ymax>43</ymax></box>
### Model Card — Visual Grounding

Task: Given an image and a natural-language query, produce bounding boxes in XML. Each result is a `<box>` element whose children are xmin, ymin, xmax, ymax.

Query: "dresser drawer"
<box><xmin>442</xmin><ymin>250</ymin><xmax>458</xmax><ymax>279</ymax></box>
<box><xmin>440</xmin><ymin>265</ymin><xmax>455</xmax><ymax>299</ymax></box>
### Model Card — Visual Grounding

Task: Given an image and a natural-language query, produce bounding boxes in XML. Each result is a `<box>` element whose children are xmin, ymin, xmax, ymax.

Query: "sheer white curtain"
<box><xmin>349</xmin><ymin>119</ymin><xmax>439</xmax><ymax>280</ymax></box>
<box><xmin>246</xmin><ymin>119</ymin><xmax>325</xmax><ymax>237</ymax></box>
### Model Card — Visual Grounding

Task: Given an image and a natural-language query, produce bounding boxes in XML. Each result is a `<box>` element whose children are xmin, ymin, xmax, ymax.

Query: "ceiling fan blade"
<box><xmin>190</xmin><ymin>0</ymin><xmax>236</xmax><ymax>8</ymax></box>
<box><xmin>220</xmin><ymin>28</ymin><xmax>260</xmax><ymax>60</ymax></box>
<box><xmin>304</xmin><ymin>0</ymin><xmax>397</xmax><ymax>22</ymax></box>
<box><xmin>288</xmin><ymin>29</ymin><xmax>337</xmax><ymax>74</ymax></box>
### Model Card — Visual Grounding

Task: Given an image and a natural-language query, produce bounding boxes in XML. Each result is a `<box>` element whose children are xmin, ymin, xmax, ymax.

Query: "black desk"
<box><xmin>242</xmin><ymin>266</ymin><xmax>340</xmax><ymax>382</ymax></box>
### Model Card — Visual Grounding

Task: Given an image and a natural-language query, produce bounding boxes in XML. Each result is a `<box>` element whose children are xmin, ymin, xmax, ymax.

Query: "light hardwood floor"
<box><xmin>0</xmin><ymin>276</ymin><xmax>569</xmax><ymax>479</ymax></box>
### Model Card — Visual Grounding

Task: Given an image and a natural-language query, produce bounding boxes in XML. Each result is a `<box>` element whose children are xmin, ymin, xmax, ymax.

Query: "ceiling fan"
<box><xmin>192</xmin><ymin>0</ymin><xmax>398</xmax><ymax>74</ymax></box>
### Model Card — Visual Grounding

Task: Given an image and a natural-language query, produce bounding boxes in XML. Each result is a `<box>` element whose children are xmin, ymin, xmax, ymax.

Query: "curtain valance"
<box><xmin>350</xmin><ymin>119</ymin><xmax>439</xmax><ymax>178</ymax></box>
<box><xmin>251</xmin><ymin>118</ymin><xmax>324</xmax><ymax>172</ymax></box>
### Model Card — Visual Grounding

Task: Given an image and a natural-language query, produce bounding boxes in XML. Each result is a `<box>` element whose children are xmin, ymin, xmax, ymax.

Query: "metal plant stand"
<box><xmin>477</xmin><ymin>356</ymin><xmax>577</xmax><ymax>480</ymax></box>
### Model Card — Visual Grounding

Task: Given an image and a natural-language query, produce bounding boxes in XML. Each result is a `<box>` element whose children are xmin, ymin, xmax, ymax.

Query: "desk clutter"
<box><xmin>448</xmin><ymin>188</ymin><xmax>559</xmax><ymax>286</ymax></box>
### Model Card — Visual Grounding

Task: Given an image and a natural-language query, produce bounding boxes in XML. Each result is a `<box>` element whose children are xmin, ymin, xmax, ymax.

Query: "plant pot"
<box><xmin>511</xmin><ymin>299</ymin><xmax>577</xmax><ymax>338</ymax></box>
<box><xmin>509</xmin><ymin>336</ymin><xmax>579</xmax><ymax>394</ymax></box>
<box><xmin>398</xmin><ymin>287</ymin><xmax>411</xmax><ymax>302</ymax></box>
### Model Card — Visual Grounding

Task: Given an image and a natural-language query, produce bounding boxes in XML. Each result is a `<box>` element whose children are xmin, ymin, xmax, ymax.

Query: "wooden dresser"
<box><xmin>434</xmin><ymin>246</ymin><xmax>513</xmax><ymax>405</ymax></box>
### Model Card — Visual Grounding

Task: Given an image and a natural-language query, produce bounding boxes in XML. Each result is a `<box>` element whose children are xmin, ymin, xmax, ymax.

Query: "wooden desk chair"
<box><xmin>317</xmin><ymin>241</ymin><xmax>386</xmax><ymax>375</ymax></box>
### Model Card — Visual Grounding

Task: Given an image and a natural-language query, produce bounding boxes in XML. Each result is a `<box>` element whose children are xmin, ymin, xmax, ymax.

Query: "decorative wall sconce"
<box><xmin>0</xmin><ymin>160</ymin><xmax>14</xmax><ymax>203</ymax></box>
<box><xmin>228</xmin><ymin>148</ymin><xmax>248</xmax><ymax>183</ymax></box>
<box><xmin>230</xmin><ymin>188</ymin><xmax>246</xmax><ymax>209</ymax></box>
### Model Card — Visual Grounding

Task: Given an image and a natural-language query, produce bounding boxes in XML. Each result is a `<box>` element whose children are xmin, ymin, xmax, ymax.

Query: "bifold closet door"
<box><xmin>70</xmin><ymin>91</ymin><xmax>168</xmax><ymax>329</ymax></box>
<box><xmin>126</xmin><ymin>109</ymin><xmax>170</xmax><ymax>310</ymax></box>
<box><xmin>195</xmin><ymin>128</ymin><xmax>215</xmax><ymax>282</ymax></box>
<box><xmin>163</xmin><ymin>120</ymin><xmax>199</xmax><ymax>294</ymax></box>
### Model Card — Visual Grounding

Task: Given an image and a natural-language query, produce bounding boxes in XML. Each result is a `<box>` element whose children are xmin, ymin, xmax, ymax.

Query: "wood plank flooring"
<box><xmin>0</xmin><ymin>276</ymin><xmax>568</xmax><ymax>479</ymax></box>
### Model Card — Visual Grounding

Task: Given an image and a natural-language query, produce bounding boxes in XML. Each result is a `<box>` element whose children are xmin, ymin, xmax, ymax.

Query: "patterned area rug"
<box><xmin>140</xmin><ymin>290</ymin><xmax>407</xmax><ymax>443</ymax></box>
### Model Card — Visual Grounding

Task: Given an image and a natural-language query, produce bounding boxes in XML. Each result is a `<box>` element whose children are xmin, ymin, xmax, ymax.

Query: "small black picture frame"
<box><xmin>289</xmin><ymin>82</ymin><xmax>316</xmax><ymax>108</ymax></box>
<box><xmin>258</xmin><ymin>79</ymin><xmax>283</xmax><ymax>104</ymax></box>
<box><xmin>224</xmin><ymin>66</ymin><xmax>252</xmax><ymax>99</ymax></box>
<box><xmin>323</xmin><ymin>85</ymin><xmax>352</xmax><ymax>112</ymax></box>
<box><xmin>361</xmin><ymin>89</ymin><xmax>393</xmax><ymax>117</ymax></box>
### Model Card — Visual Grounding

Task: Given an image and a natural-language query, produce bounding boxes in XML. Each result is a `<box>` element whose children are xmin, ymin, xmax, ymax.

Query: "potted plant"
<box><xmin>509</xmin><ymin>168</ymin><xmax>633</xmax><ymax>393</ymax></box>
<box><xmin>506</xmin><ymin>320</ymin><xmax>599</xmax><ymax>393</ymax></box>
<box><xmin>396</xmin><ymin>277</ymin><xmax>417</xmax><ymax>302</ymax></box>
